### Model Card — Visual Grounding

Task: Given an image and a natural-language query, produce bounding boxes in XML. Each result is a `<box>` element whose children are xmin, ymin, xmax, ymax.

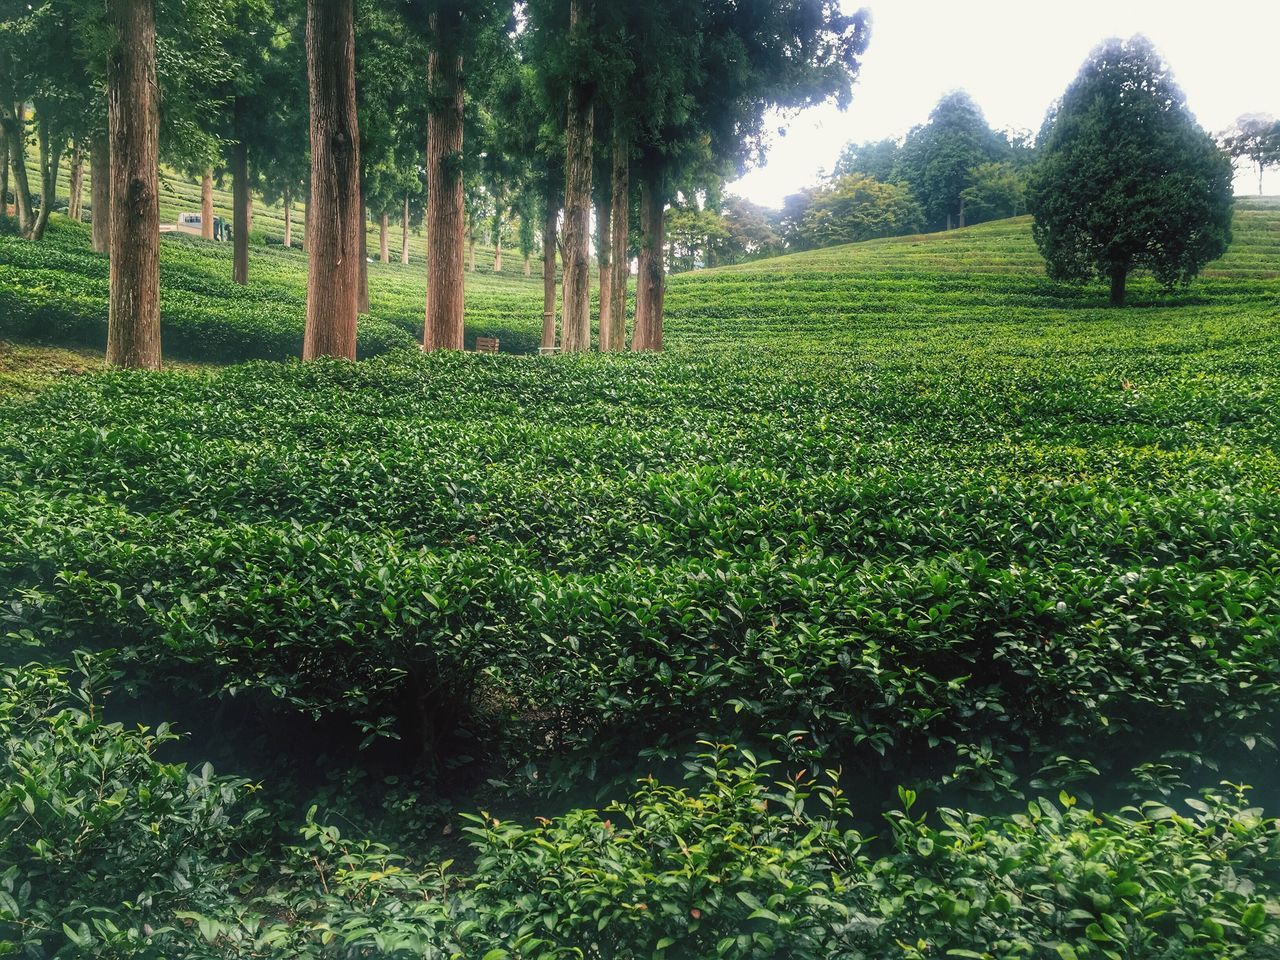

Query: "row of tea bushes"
<box><xmin>6</xmin><ymin>663</ymin><xmax>1279</xmax><ymax>959</ymax></box>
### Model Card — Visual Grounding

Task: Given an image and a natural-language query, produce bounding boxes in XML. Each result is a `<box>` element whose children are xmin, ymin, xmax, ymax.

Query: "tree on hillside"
<box><xmin>894</xmin><ymin>91</ymin><xmax>1008</xmax><ymax>231</ymax></box>
<box><xmin>630</xmin><ymin>0</ymin><xmax>871</xmax><ymax>351</ymax></box>
<box><xmin>720</xmin><ymin>195</ymin><xmax>783</xmax><ymax>262</ymax></box>
<box><xmin>781</xmin><ymin>173</ymin><xmax>922</xmax><ymax>250</ymax></box>
<box><xmin>1028</xmin><ymin>36</ymin><xmax>1233</xmax><ymax>307</ymax></box>
<box><xmin>105</xmin><ymin>0</ymin><xmax>161</xmax><ymax>368</ymax></box>
<box><xmin>832</xmin><ymin>137</ymin><xmax>899</xmax><ymax>182</ymax></box>
<box><xmin>1220</xmin><ymin>114</ymin><xmax>1280</xmax><ymax>196</ymax></box>
<box><xmin>302</xmin><ymin>0</ymin><xmax>361</xmax><ymax>360</ymax></box>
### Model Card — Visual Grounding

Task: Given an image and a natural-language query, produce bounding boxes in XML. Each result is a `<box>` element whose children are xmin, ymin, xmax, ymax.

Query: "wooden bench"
<box><xmin>474</xmin><ymin>336</ymin><xmax>500</xmax><ymax>354</ymax></box>
<box><xmin>538</xmin><ymin>345</ymin><xmax>561</xmax><ymax>356</ymax></box>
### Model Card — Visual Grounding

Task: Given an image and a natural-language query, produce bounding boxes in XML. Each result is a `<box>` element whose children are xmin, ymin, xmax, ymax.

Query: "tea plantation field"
<box><xmin>2</xmin><ymin>205</ymin><xmax>1280</xmax><ymax>956</ymax></box>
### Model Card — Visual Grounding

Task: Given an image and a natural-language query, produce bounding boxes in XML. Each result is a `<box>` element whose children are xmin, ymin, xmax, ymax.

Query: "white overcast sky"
<box><xmin>729</xmin><ymin>0</ymin><xmax>1280</xmax><ymax>208</ymax></box>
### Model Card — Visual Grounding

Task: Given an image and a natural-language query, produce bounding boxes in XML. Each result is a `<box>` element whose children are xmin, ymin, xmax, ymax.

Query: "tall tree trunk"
<box><xmin>423</xmin><ymin>10</ymin><xmax>465</xmax><ymax>352</ymax></box>
<box><xmin>231</xmin><ymin>132</ymin><xmax>249</xmax><ymax>284</ymax></box>
<box><xmin>0</xmin><ymin>118</ymin><xmax>9</xmax><ymax>222</ymax></box>
<box><xmin>1109</xmin><ymin>264</ymin><xmax>1127</xmax><ymax>308</ymax></box>
<box><xmin>90</xmin><ymin>130</ymin><xmax>111</xmax><ymax>252</ymax></box>
<box><xmin>596</xmin><ymin>195</ymin><xmax>611</xmax><ymax>351</ymax></box>
<box><xmin>379</xmin><ymin>211</ymin><xmax>389</xmax><ymax>262</ymax></box>
<box><xmin>200</xmin><ymin>168</ymin><xmax>214</xmax><ymax>238</ymax></box>
<box><xmin>4</xmin><ymin>103</ymin><xmax>34</xmax><ymax>236</ymax></box>
<box><xmin>283</xmin><ymin>184</ymin><xmax>293</xmax><ymax>248</ymax></box>
<box><xmin>523</xmin><ymin>252</ymin><xmax>531</xmax><ymax>277</ymax></box>
<box><xmin>106</xmin><ymin>0</ymin><xmax>161</xmax><ymax>369</ymax></box>
<box><xmin>67</xmin><ymin>140</ymin><xmax>84</xmax><ymax>222</ymax></box>
<box><xmin>541</xmin><ymin>178</ymin><xmax>559</xmax><ymax>350</ymax></box>
<box><xmin>559</xmin><ymin>0</ymin><xmax>594</xmax><ymax>353</ymax></box>
<box><xmin>632</xmin><ymin>166</ymin><xmax>665</xmax><ymax>352</ymax></box>
<box><xmin>357</xmin><ymin>201</ymin><xmax>369</xmax><ymax>311</ymax></box>
<box><xmin>303</xmin><ymin>0</ymin><xmax>362</xmax><ymax>360</ymax></box>
<box><xmin>607</xmin><ymin>123</ymin><xmax>628</xmax><ymax>352</ymax></box>
<box><xmin>401</xmin><ymin>194</ymin><xmax>410</xmax><ymax>264</ymax></box>
<box><xmin>31</xmin><ymin>114</ymin><xmax>61</xmax><ymax>241</ymax></box>
<box><xmin>492</xmin><ymin>234</ymin><xmax>502</xmax><ymax>271</ymax></box>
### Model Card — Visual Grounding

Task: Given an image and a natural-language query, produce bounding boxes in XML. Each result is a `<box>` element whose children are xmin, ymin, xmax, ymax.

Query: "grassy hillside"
<box><xmin>3</xmin><ymin>206</ymin><xmax>1280</xmax><ymax>954</ymax></box>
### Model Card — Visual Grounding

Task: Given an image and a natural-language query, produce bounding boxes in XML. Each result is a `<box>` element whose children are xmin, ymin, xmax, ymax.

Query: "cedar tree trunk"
<box><xmin>379</xmin><ymin>211</ymin><xmax>389</xmax><ymax>262</ymax></box>
<box><xmin>423</xmin><ymin>10</ymin><xmax>465</xmax><ymax>351</ymax></box>
<box><xmin>1109</xmin><ymin>264</ymin><xmax>1128</xmax><ymax>308</ymax></box>
<box><xmin>401</xmin><ymin>194</ymin><xmax>410</xmax><ymax>264</ymax></box>
<box><xmin>4</xmin><ymin>103</ymin><xmax>33</xmax><ymax>236</ymax></box>
<box><xmin>596</xmin><ymin>195</ymin><xmax>611</xmax><ymax>351</ymax></box>
<box><xmin>31</xmin><ymin>114</ymin><xmax>61</xmax><ymax>241</ymax></box>
<box><xmin>607</xmin><ymin>122</ymin><xmax>628</xmax><ymax>351</ymax></box>
<box><xmin>541</xmin><ymin>178</ymin><xmax>559</xmax><ymax>350</ymax></box>
<box><xmin>90</xmin><ymin>130</ymin><xmax>111</xmax><ymax>252</ymax></box>
<box><xmin>200</xmin><ymin>168</ymin><xmax>214</xmax><ymax>238</ymax></box>
<box><xmin>68</xmin><ymin>141</ymin><xmax>84</xmax><ymax>221</ymax></box>
<box><xmin>106</xmin><ymin>0</ymin><xmax>161</xmax><ymax>369</ymax></box>
<box><xmin>303</xmin><ymin>0</ymin><xmax>362</xmax><ymax>359</ymax></box>
<box><xmin>559</xmin><ymin>0</ymin><xmax>594</xmax><ymax>352</ymax></box>
<box><xmin>231</xmin><ymin>133</ymin><xmax>249</xmax><ymax>284</ymax></box>
<box><xmin>632</xmin><ymin>167</ymin><xmax>665</xmax><ymax>352</ymax></box>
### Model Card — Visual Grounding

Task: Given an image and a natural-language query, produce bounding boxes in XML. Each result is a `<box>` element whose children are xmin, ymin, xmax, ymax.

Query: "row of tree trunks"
<box><xmin>90</xmin><ymin>131</ymin><xmax>111</xmax><ymax>253</ymax></box>
<box><xmin>67</xmin><ymin>142</ymin><xmax>84</xmax><ymax>222</ymax></box>
<box><xmin>3</xmin><ymin>104</ymin><xmax>34</xmax><ymax>236</ymax></box>
<box><xmin>30</xmin><ymin>114</ymin><xmax>61</xmax><ymax>241</ymax></box>
<box><xmin>423</xmin><ymin>9</ymin><xmax>465</xmax><ymax>352</ymax></box>
<box><xmin>631</xmin><ymin>166</ymin><xmax>665</xmax><ymax>352</ymax></box>
<box><xmin>606</xmin><ymin>119</ymin><xmax>630</xmax><ymax>351</ymax></box>
<box><xmin>559</xmin><ymin>0</ymin><xmax>594</xmax><ymax>353</ymax></box>
<box><xmin>106</xmin><ymin>0</ymin><xmax>161</xmax><ymax>369</ymax></box>
<box><xmin>302</xmin><ymin>0</ymin><xmax>362</xmax><ymax>360</ymax></box>
<box><xmin>401</xmin><ymin>194</ymin><xmax>410</xmax><ymax>264</ymax></box>
<box><xmin>541</xmin><ymin>176</ymin><xmax>559</xmax><ymax>350</ymax></box>
<box><xmin>201</xmin><ymin>168</ymin><xmax>214</xmax><ymax>239</ymax></box>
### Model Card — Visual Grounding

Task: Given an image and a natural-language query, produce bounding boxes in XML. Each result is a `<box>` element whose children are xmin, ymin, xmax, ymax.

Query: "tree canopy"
<box><xmin>1027</xmin><ymin>35</ymin><xmax>1233</xmax><ymax>306</ymax></box>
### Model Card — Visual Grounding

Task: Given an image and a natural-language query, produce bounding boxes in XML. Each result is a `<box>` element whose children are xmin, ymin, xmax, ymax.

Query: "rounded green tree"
<box><xmin>1028</xmin><ymin>36</ymin><xmax>1233</xmax><ymax>306</ymax></box>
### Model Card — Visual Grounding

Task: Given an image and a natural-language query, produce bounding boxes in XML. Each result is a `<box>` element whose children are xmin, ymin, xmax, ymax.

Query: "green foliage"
<box><xmin>1028</xmin><ymin>36</ymin><xmax>1235</xmax><ymax>302</ymax></box>
<box><xmin>959</xmin><ymin>161</ymin><xmax>1026</xmax><ymax>223</ymax></box>
<box><xmin>170</xmin><ymin>746</ymin><xmax>1280</xmax><ymax>958</ymax></box>
<box><xmin>893</xmin><ymin>91</ymin><xmax>1011</xmax><ymax>231</ymax></box>
<box><xmin>0</xmin><ymin>658</ymin><xmax>257</xmax><ymax>958</ymax></box>
<box><xmin>782</xmin><ymin>174</ymin><xmax>924</xmax><ymax>250</ymax></box>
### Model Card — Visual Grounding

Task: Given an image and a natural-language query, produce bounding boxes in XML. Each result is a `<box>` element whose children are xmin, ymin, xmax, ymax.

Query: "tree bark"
<box><xmin>106</xmin><ymin>0</ymin><xmax>162</xmax><ymax>369</ymax></box>
<box><xmin>0</xmin><ymin>119</ymin><xmax>8</xmax><ymax>223</ymax></box>
<box><xmin>631</xmin><ymin>166</ymin><xmax>665</xmax><ymax>352</ymax></box>
<box><xmin>423</xmin><ymin>9</ymin><xmax>465</xmax><ymax>352</ymax></box>
<box><xmin>303</xmin><ymin>189</ymin><xmax>310</xmax><ymax>253</ymax></box>
<box><xmin>596</xmin><ymin>195</ymin><xmax>611</xmax><ymax>351</ymax></box>
<box><xmin>357</xmin><ymin>201</ymin><xmax>369</xmax><ymax>311</ymax></box>
<box><xmin>90</xmin><ymin>130</ymin><xmax>111</xmax><ymax>253</ymax></box>
<box><xmin>523</xmin><ymin>252</ymin><xmax>531</xmax><ymax>277</ymax></box>
<box><xmin>31</xmin><ymin>114</ymin><xmax>61</xmax><ymax>241</ymax></box>
<box><xmin>200</xmin><ymin>168</ymin><xmax>214</xmax><ymax>239</ymax></box>
<box><xmin>379</xmin><ymin>211</ymin><xmax>389</xmax><ymax>262</ymax></box>
<box><xmin>607</xmin><ymin>122</ymin><xmax>629</xmax><ymax>352</ymax></box>
<box><xmin>559</xmin><ymin>0</ymin><xmax>594</xmax><ymax>353</ymax></box>
<box><xmin>541</xmin><ymin>178</ymin><xmax>559</xmax><ymax>350</ymax></box>
<box><xmin>231</xmin><ymin>132</ymin><xmax>249</xmax><ymax>284</ymax></box>
<box><xmin>401</xmin><ymin>194</ymin><xmax>410</xmax><ymax>264</ymax></box>
<box><xmin>283</xmin><ymin>184</ymin><xmax>293</xmax><ymax>248</ymax></box>
<box><xmin>68</xmin><ymin>141</ymin><xmax>84</xmax><ymax>222</ymax></box>
<box><xmin>3</xmin><ymin>103</ymin><xmax>34</xmax><ymax>236</ymax></box>
<box><xmin>303</xmin><ymin>0</ymin><xmax>362</xmax><ymax>360</ymax></box>
<box><xmin>1109</xmin><ymin>264</ymin><xmax>1127</xmax><ymax>307</ymax></box>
